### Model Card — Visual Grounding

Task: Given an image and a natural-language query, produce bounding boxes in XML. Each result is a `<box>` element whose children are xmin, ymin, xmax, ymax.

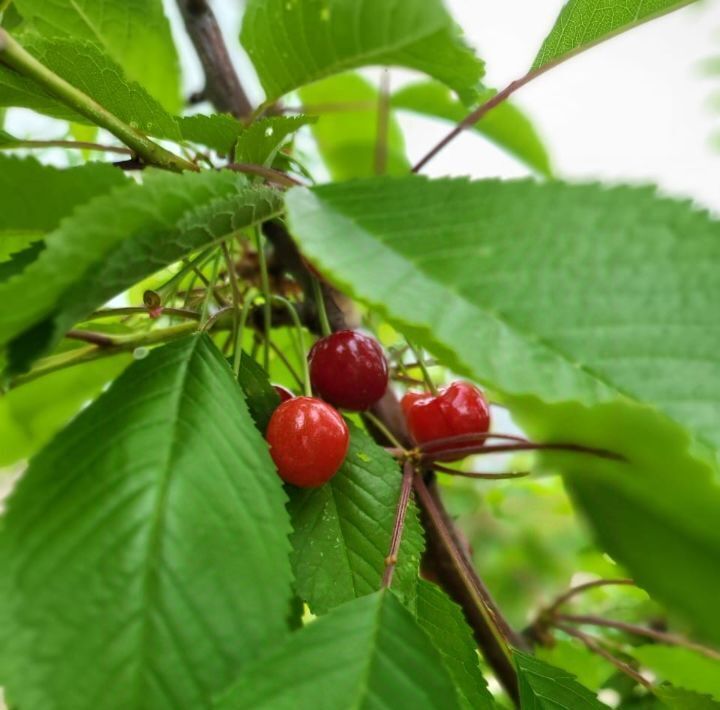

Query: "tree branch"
<box><xmin>175</xmin><ymin>0</ymin><xmax>252</xmax><ymax>119</ymax></box>
<box><xmin>382</xmin><ymin>460</ymin><xmax>415</xmax><ymax>589</ymax></box>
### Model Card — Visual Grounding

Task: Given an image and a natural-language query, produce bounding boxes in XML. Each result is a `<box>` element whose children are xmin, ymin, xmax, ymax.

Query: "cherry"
<box><xmin>266</xmin><ymin>397</ymin><xmax>350</xmax><ymax>487</ymax></box>
<box><xmin>308</xmin><ymin>330</ymin><xmax>388</xmax><ymax>411</ymax></box>
<box><xmin>273</xmin><ymin>385</ymin><xmax>294</xmax><ymax>403</ymax></box>
<box><xmin>401</xmin><ymin>381</ymin><xmax>491</xmax><ymax>457</ymax></box>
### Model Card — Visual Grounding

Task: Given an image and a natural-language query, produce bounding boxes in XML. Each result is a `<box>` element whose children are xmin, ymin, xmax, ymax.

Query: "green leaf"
<box><xmin>0</xmin><ymin>335</ymin><xmax>293</xmax><ymax>710</ymax></box>
<box><xmin>0</xmin><ymin>36</ymin><xmax>181</xmax><ymax>139</ymax></box>
<box><xmin>284</xmin><ymin>176</ymin><xmax>720</xmax><ymax>642</ymax></box>
<box><xmin>391</xmin><ymin>80</ymin><xmax>552</xmax><ymax>176</ymax></box>
<box><xmin>536</xmin><ymin>639</ymin><xmax>615</xmax><ymax>691</ymax></box>
<box><xmin>234</xmin><ymin>116</ymin><xmax>315</xmax><ymax>166</ymax></box>
<box><xmin>654</xmin><ymin>685</ymin><xmax>720</xmax><ymax>710</ymax></box>
<box><xmin>632</xmin><ymin>646</ymin><xmax>720</xmax><ymax>701</ymax></box>
<box><xmin>287</xmin><ymin>422</ymin><xmax>423</xmax><ymax>614</ymax></box>
<box><xmin>299</xmin><ymin>72</ymin><xmax>410</xmax><ymax>180</ymax></box>
<box><xmin>12</xmin><ymin>0</ymin><xmax>181</xmax><ymax>111</ymax></box>
<box><xmin>240</xmin><ymin>0</ymin><xmax>484</xmax><ymax>105</ymax></box>
<box><xmin>0</xmin><ymin>353</ymin><xmax>129</xmax><ymax>466</ymax></box>
<box><xmin>178</xmin><ymin>114</ymin><xmax>246</xmax><ymax>155</ymax></box>
<box><xmin>237</xmin><ymin>351</ymin><xmax>281</xmax><ymax>434</ymax></box>
<box><xmin>0</xmin><ymin>170</ymin><xmax>284</xmax><ymax>370</ymax></box>
<box><xmin>533</xmin><ymin>0</ymin><xmax>697</xmax><ymax>71</ymax></box>
<box><xmin>0</xmin><ymin>155</ymin><xmax>128</xmax><ymax>235</ymax></box>
<box><xmin>515</xmin><ymin>651</ymin><xmax>608</xmax><ymax>708</ymax></box>
<box><xmin>215</xmin><ymin>591</ymin><xmax>462</xmax><ymax>710</ymax></box>
<box><xmin>0</xmin><ymin>240</ymin><xmax>43</xmax><ymax>280</ymax></box>
<box><xmin>416</xmin><ymin>580</ymin><xmax>495</xmax><ymax>710</ymax></box>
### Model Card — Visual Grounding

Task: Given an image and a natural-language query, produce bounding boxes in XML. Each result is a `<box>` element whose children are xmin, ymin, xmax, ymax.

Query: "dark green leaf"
<box><xmin>237</xmin><ymin>350</ymin><xmax>281</xmax><ymax>433</ymax></box>
<box><xmin>215</xmin><ymin>591</ymin><xmax>462</xmax><ymax>710</ymax></box>
<box><xmin>391</xmin><ymin>80</ymin><xmax>552</xmax><ymax>176</ymax></box>
<box><xmin>299</xmin><ymin>72</ymin><xmax>410</xmax><ymax>180</ymax></box>
<box><xmin>0</xmin><ymin>353</ymin><xmax>130</xmax><ymax>466</ymax></box>
<box><xmin>533</xmin><ymin>0</ymin><xmax>697</xmax><ymax>71</ymax></box>
<box><xmin>0</xmin><ymin>170</ymin><xmax>284</xmax><ymax>370</ymax></box>
<box><xmin>0</xmin><ymin>155</ymin><xmax>128</xmax><ymax>235</ymax></box>
<box><xmin>515</xmin><ymin>651</ymin><xmax>608</xmax><ymax>708</ymax></box>
<box><xmin>241</xmin><ymin>0</ymin><xmax>484</xmax><ymax>104</ymax></box>
<box><xmin>0</xmin><ymin>335</ymin><xmax>293</xmax><ymax>710</ymax></box>
<box><xmin>654</xmin><ymin>685</ymin><xmax>720</xmax><ymax>710</ymax></box>
<box><xmin>234</xmin><ymin>116</ymin><xmax>315</xmax><ymax>166</ymax></box>
<box><xmin>0</xmin><ymin>36</ymin><xmax>181</xmax><ymax>139</ymax></box>
<box><xmin>285</xmin><ymin>176</ymin><xmax>720</xmax><ymax>642</ymax></box>
<box><xmin>287</xmin><ymin>422</ymin><xmax>423</xmax><ymax>614</ymax></box>
<box><xmin>416</xmin><ymin>580</ymin><xmax>495</xmax><ymax>709</ymax></box>
<box><xmin>12</xmin><ymin>0</ymin><xmax>181</xmax><ymax>110</ymax></box>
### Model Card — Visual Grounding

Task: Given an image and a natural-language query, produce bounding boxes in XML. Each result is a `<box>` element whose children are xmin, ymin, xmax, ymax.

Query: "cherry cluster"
<box><xmin>265</xmin><ymin>330</ymin><xmax>490</xmax><ymax>488</ymax></box>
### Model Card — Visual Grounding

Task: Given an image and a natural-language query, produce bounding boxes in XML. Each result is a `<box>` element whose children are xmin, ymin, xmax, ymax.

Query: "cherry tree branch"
<box><xmin>381</xmin><ymin>460</ymin><xmax>415</xmax><ymax>588</ymax></box>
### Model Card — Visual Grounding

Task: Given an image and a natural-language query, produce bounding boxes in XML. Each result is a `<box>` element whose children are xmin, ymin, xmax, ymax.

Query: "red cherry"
<box><xmin>273</xmin><ymin>385</ymin><xmax>294</xmax><ymax>403</ymax></box>
<box><xmin>401</xmin><ymin>381</ymin><xmax>490</xmax><ymax>457</ymax></box>
<box><xmin>308</xmin><ymin>330</ymin><xmax>388</xmax><ymax>411</ymax></box>
<box><xmin>266</xmin><ymin>397</ymin><xmax>350</xmax><ymax>487</ymax></box>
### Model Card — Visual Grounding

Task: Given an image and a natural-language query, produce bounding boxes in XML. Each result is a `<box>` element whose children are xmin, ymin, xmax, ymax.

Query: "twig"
<box><xmin>431</xmin><ymin>463</ymin><xmax>529</xmax><ymax>480</ymax></box>
<box><xmin>423</xmin><ymin>441</ymin><xmax>623</xmax><ymax>464</ymax></box>
<box><xmin>417</xmin><ymin>432</ymin><xmax>530</xmax><ymax>452</ymax></box>
<box><xmin>546</xmin><ymin>578</ymin><xmax>635</xmax><ymax>614</ymax></box>
<box><xmin>65</xmin><ymin>329</ymin><xmax>115</xmax><ymax>347</ymax></box>
<box><xmin>558</xmin><ymin>614</ymin><xmax>720</xmax><ymax>661</ymax></box>
<box><xmin>364</xmin><ymin>410</ymin><xmax>407</xmax><ymax>452</ymax></box>
<box><xmin>374</xmin><ymin>69</ymin><xmax>390</xmax><ymax>175</ymax></box>
<box><xmin>0</xmin><ymin>29</ymin><xmax>196</xmax><ymax>172</ymax></box>
<box><xmin>0</xmin><ymin>139</ymin><xmax>133</xmax><ymax>155</ymax></box>
<box><xmin>382</xmin><ymin>461</ymin><xmax>415</xmax><ymax>588</ymax></box>
<box><xmin>175</xmin><ymin>0</ymin><xmax>252</xmax><ymax>119</ymax></box>
<box><xmin>226</xmin><ymin>162</ymin><xmax>304</xmax><ymax>187</ymax></box>
<box><xmin>555</xmin><ymin>623</ymin><xmax>651</xmax><ymax>688</ymax></box>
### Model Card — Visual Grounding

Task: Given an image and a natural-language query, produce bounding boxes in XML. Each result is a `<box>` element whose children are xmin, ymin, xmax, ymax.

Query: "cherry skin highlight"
<box><xmin>401</xmin><ymin>381</ymin><xmax>491</xmax><ymax>457</ymax></box>
<box><xmin>273</xmin><ymin>384</ymin><xmax>294</xmax><ymax>403</ymax></box>
<box><xmin>308</xmin><ymin>330</ymin><xmax>388</xmax><ymax>411</ymax></box>
<box><xmin>266</xmin><ymin>397</ymin><xmax>350</xmax><ymax>487</ymax></box>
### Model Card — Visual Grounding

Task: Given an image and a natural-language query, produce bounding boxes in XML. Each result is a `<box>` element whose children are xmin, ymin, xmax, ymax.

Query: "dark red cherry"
<box><xmin>401</xmin><ymin>381</ymin><xmax>490</xmax><ymax>457</ymax></box>
<box><xmin>266</xmin><ymin>397</ymin><xmax>350</xmax><ymax>487</ymax></box>
<box><xmin>308</xmin><ymin>330</ymin><xmax>388</xmax><ymax>411</ymax></box>
<box><xmin>273</xmin><ymin>385</ymin><xmax>294</xmax><ymax>403</ymax></box>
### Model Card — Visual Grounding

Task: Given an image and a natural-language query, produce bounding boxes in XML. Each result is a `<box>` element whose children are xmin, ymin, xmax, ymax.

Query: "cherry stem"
<box><xmin>557</xmin><ymin>614</ymin><xmax>720</xmax><ymax>661</ymax></box>
<box><xmin>226</xmin><ymin>162</ymin><xmax>304</xmax><ymax>187</ymax></box>
<box><xmin>311</xmin><ymin>276</ymin><xmax>332</xmax><ymax>337</ymax></box>
<box><xmin>405</xmin><ymin>340</ymin><xmax>438</xmax><ymax>395</ymax></box>
<box><xmin>221</xmin><ymin>241</ymin><xmax>242</xmax><ymax>368</ymax></box>
<box><xmin>382</xmin><ymin>460</ymin><xmax>415</xmax><ymax>589</ymax></box>
<box><xmin>234</xmin><ymin>288</ymin><xmax>258</xmax><ymax>376</ymax></box>
<box><xmin>417</xmin><ymin>432</ymin><xmax>529</xmax><ymax>453</ymax></box>
<box><xmin>254</xmin><ymin>226</ymin><xmax>272</xmax><ymax>371</ymax></box>
<box><xmin>422</xmin><ymin>441</ymin><xmax>623</xmax><ymax>464</ymax></box>
<box><xmin>270</xmin><ymin>295</ymin><xmax>311</xmax><ymax>396</ymax></box>
<box><xmin>546</xmin><ymin>578</ymin><xmax>635</xmax><ymax>614</ymax></box>
<box><xmin>431</xmin><ymin>463</ymin><xmax>530</xmax><ymax>480</ymax></box>
<box><xmin>266</xmin><ymin>338</ymin><xmax>304</xmax><ymax>389</ymax></box>
<box><xmin>554</xmin><ymin>623</ymin><xmax>651</xmax><ymax>688</ymax></box>
<box><xmin>364</xmin><ymin>411</ymin><xmax>407</xmax><ymax>452</ymax></box>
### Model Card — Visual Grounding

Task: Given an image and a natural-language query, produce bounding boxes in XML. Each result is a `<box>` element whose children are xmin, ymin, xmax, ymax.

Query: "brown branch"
<box><xmin>546</xmin><ymin>578</ymin><xmax>635</xmax><ymax>614</ymax></box>
<box><xmin>175</xmin><ymin>0</ymin><xmax>252</xmax><ymax>119</ymax></box>
<box><xmin>555</xmin><ymin>623</ymin><xmax>651</xmax><ymax>688</ymax></box>
<box><xmin>225</xmin><ymin>162</ymin><xmax>304</xmax><ymax>187</ymax></box>
<box><xmin>423</xmin><ymin>441</ymin><xmax>623</xmax><ymax>464</ymax></box>
<box><xmin>382</xmin><ymin>460</ymin><xmax>415</xmax><ymax>588</ymax></box>
<box><xmin>558</xmin><ymin>614</ymin><xmax>720</xmax><ymax>661</ymax></box>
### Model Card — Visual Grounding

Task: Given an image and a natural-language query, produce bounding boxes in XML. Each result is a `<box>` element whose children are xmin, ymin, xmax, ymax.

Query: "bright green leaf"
<box><xmin>0</xmin><ymin>155</ymin><xmax>128</xmax><ymax>235</ymax></box>
<box><xmin>235</xmin><ymin>116</ymin><xmax>315</xmax><ymax>166</ymax></box>
<box><xmin>416</xmin><ymin>580</ymin><xmax>495</xmax><ymax>710</ymax></box>
<box><xmin>632</xmin><ymin>646</ymin><xmax>720</xmax><ymax>701</ymax></box>
<box><xmin>515</xmin><ymin>651</ymin><xmax>608</xmax><ymax>708</ymax></box>
<box><xmin>536</xmin><ymin>639</ymin><xmax>615</xmax><ymax>691</ymax></box>
<box><xmin>0</xmin><ymin>170</ymin><xmax>283</xmax><ymax>370</ymax></box>
<box><xmin>178</xmin><ymin>114</ymin><xmax>246</xmax><ymax>155</ymax></box>
<box><xmin>12</xmin><ymin>0</ymin><xmax>181</xmax><ymax>110</ymax></box>
<box><xmin>0</xmin><ymin>353</ymin><xmax>129</xmax><ymax>466</ymax></box>
<box><xmin>240</xmin><ymin>0</ymin><xmax>484</xmax><ymax>105</ymax></box>
<box><xmin>215</xmin><ymin>591</ymin><xmax>462</xmax><ymax>710</ymax></box>
<box><xmin>0</xmin><ymin>335</ymin><xmax>293</xmax><ymax>710</ymax></box>
<box><xmin>0</xmin><ymin>36</ymin><xmax>181</xmax><ymax>139</ymax></box>
<box><xmin>299</xmin><ymin>72</ymin><xmax>410</xmax><ymax>180</ymax></box>
<box><xmin>391</xmin><ymin>80</ymin><xmax>552</xmax><ymax>176</ymax></box>
<box><xmin>287</xmin><ymin>422</ymin><xmax>423</xmax><ymax>614</ymax></box>
<box><xmin>533</xmin><ymin>0</ymin><xmax>698</xmax><ymax>71</ymax></box>
<box><xmin>285</xmin><ymin>176</ymin><xmax>720</xmax><ymax>642</ymax></box>
<box><xmin>654</xmin><ymin>685</ymin><xmax>720</xmax><ymax>710</ymax></box>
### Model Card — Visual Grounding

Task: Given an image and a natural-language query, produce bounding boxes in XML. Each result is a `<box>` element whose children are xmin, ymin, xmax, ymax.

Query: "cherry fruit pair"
<box><xmin>267</xmin><ymin>330</ymin><xmax>388</xmax><ymax>488</ymax></box>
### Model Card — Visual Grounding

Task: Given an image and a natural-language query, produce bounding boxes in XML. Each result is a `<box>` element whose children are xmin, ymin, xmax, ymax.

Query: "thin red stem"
<box><xmin>423</xmin><ymin>441</ymin><xmax>623</xmax><ymax>464</ymax></box>
<box><xmin>382</xmin><ymin>461</ymin><xmax>415</xmax><ymax>589</ymax></box>
<box><xmin>431</xmin><ymin>463</ymin><xmax>529</xmax><ymax>480</ymax></box>
<box><xmin>417</xmin><ymin>432</ymin><xmax>529</xmax><ymax>452</ymax></box>
<box><xmin>546</xmin><ymin>578</ymin><xmax>635</xmax><ymax>614</ymax></box>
